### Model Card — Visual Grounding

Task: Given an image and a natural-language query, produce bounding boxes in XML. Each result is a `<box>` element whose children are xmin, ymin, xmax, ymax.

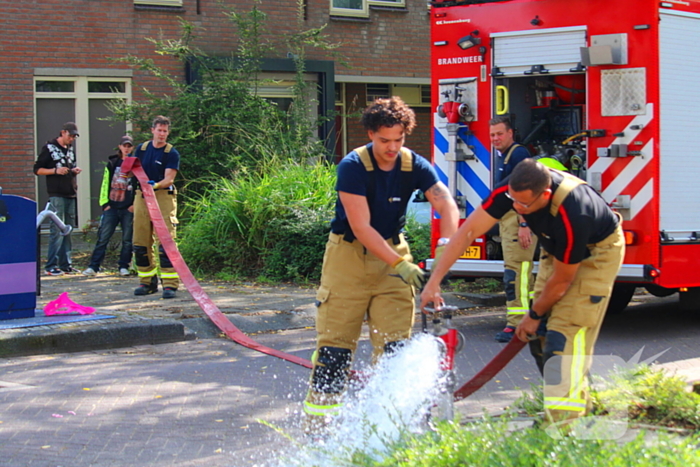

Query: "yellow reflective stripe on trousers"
<box><xmin>506</xmin><ymin>307</ymin><xmax>527</xmax><ymax>315</ymax></box>
<box><xmin>519</xmin><ymin>261</ymin><xmax>532</xmax><ymax>307</ymax></box>
<box><xmin>138</xmin><ymin>269</ymin><xmax>157</xmax><ymax>278</ymax></box>
<box><xmin>570</xmin><ymin>327</ymin><xmax>588</xmax><ymax>400</ymax></box>
<box><xmin>160</xmin><ymin>272</ymin><xmax>179</xmax><ymax>279</ymax></box>
<box><xmin>303</xmin><ymin>401</ymin><xmax>341</xmax><ymax>417</ymax></box>
<box><xmin>544</xmin><ymin>397</ymin><xmax>587</xmax><ymax>412</ymax></box>
<box><xmin>544</xmin><ymin>327</ymin><xmax>589</xmax><ymax>413</ymax></box>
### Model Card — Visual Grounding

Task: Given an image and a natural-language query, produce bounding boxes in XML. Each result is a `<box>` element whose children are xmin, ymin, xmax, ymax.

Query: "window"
<box><xmin>366</xmin><ymin>83</ymin><xmax>390</xmax><ymax>101</ymax></box>
<box><xmin>330</xmin><ymin>0</ymin><xmax>369</xmax><ymax>18</ymax></box>
<box><xmin>366</xmin><ymin>84</ymin><xmax>431</xmax><ymax>107</ymax></box>
<box><xmin>134</xmin><ymin>0</ymin><xmax>183</xmax><ymax>7</ymax></box>
<box><xmin>369</xmin><ymin>0</ymin><xmax>405</xmax><ymax>6</ymax></box>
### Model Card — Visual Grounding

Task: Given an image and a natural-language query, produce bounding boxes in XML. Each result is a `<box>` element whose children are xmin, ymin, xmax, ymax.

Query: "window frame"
<box><xmin>134</xmin><ymin>0</ymin><xmax>183</xmax><ymax>7</ymax></box>
<box><xmin>330</xmin><ymin>0</ymin><xmax>369</xmax><ymax>18</ymax></box>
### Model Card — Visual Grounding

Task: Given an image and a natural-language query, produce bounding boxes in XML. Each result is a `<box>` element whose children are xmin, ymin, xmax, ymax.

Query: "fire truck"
<box><xmin>427</xmin><ymin>0</ymin><xmax>700</xmax><ymax>312</ymax></box>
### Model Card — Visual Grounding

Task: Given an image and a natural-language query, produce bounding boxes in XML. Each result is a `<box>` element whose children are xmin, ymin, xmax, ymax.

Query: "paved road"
<box><xmin>1</xmin><ymin>293</ymin><xmax>698</xmax><ymax>466</ymax></box>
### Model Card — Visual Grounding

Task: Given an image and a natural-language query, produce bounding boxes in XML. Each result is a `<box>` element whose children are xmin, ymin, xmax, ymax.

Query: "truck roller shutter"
<box><xmin>492</xmin><ymin>26</ymin><xmax>586</xmax><ymax>76</ymax></box>
<box><xmin>659</xmin><ymin>10</ymin><xmax>700</xmax><ymax>238</ymax></box>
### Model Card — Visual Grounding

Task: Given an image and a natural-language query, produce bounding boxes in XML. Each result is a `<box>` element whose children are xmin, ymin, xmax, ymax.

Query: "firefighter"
<box><xmin>421</xmin><ymin>159</ymin><xmax>624</xmax><ymax>431</ymax></box>
<box><xmin>490</xmin><ymin>117</ymin><xmax>537</xmax><ymax>343</ymax></box>
<box><xmin>131</xmin><ymin>116</ymin><xmax>181</xmax><ymax>299</ymax></box>
<box><xmin>303</xmin><ymin>97</ymin><xmax>459</xmax><ymax>434</ymax></box>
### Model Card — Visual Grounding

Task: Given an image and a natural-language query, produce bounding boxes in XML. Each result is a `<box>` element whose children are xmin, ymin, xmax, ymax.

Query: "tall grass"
<box><xmin>179</xmin><ymin>159</ymin><xmax>336</xmax><ymax>279</ymax></box>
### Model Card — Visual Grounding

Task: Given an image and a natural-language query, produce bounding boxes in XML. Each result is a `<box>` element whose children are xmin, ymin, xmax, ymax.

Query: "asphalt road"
<box><xmin>1</xmin><ymin>293</ymin><xmax>698</xmax><ymax>467</ymax></box>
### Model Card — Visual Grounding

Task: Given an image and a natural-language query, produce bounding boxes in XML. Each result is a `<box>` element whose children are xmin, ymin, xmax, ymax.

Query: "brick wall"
<box><xmin>0</xmin><ymin>0</ymin><xmax>431</xmax><ymax>199</ymax></box>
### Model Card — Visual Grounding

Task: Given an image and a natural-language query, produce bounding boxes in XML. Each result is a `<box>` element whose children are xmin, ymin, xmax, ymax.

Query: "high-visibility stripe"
<box><xmin>160</xmin><ymin>272</ymin><xmax>179</xmax><ymax>279</ymax></box>
<box><xmin>138</xmin><ymin>269</ymin><xmax>157</xmax><ymax>278</ymax></box>
<box><xmin>519</xmin><ymin>261</ymin><xmax>532</xmax><ymax>307</ymax></box>
<box><xmin>544</xmin><ymin>397</ymin><xmax>587</xmax><ymax>412</ymax></box>
<box><xmin>506</xmin><ymin>307</ymin><xmax>527</xmax><ymax>315</ymax></box>
<box><xmin>303</xmin><ymin>401</ymin><xmax>341</xmax><ymax>417</ymax></box>
<box><xmin>570</xmin><ymin>327</ymin><xmax>588</xmax><ymax>400</ymax></box>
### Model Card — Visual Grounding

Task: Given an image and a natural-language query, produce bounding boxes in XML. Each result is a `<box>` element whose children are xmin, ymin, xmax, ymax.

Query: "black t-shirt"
<box><xmin>482</xmin><ymin>170</ymin><xmax>619</xmax><ymax>264</ymax></box>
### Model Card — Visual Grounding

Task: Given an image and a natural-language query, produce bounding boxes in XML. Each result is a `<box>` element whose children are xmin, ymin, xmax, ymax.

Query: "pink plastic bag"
<box><xmin>44</xmin><ymin>292</ymin><xmax>95</xmax><ymax>316</ymax></box>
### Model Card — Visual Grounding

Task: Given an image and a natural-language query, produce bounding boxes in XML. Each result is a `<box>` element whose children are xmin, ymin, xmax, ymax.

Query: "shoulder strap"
<box><xmin>549</xmin><ymin>170</ymin><xmax>586</xmax><ymax>216</ymax></box>
<box><xmin>503</xmin><ymin>143</ymin><xmax>522</xmax><ymax>166</ymax></box>
<box><xmin>164</xmin><ymin>143</ymin><xmax>173</xmax><ymax>153</ymax></box>
<box><xmin>354</xmin><ymin>145</ymin><xmax>375</xmax><ymax>172</ymax></box>
<box><xmin>140</xmin><ymin>141</ymin><xmax>149</xmax><ymax>151</ymax></box>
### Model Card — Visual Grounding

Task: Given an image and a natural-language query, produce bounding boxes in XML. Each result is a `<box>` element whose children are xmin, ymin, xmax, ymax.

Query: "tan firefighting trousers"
<box><xmin>303</xmin><ymin>232</ymin><xmax>416</xmax><ymax>431</ymax></box>
<box><xmin>133</xmin><ymin>188</ymin><xmax>179</xmax><ymax>289</ymax></box>
<box><xmin>500</xmin><ymin>210</ymin><xmax>537</xmax><ymax>327</ymax></box>
<box><xmin>534</xmin><ymin>221</ymin><xmax>624</xmax><ymax>426</ymax></box>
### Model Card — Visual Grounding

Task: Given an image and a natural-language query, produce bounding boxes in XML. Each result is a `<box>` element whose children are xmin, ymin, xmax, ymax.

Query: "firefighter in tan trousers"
<box><xmin>421</xmin><ymin>159</ymin><xmax>624</xmax><ymax>432</ymax></box>
<box><xmin>490</xmin><ymin>117</ymin><xmax>537</xmax><ymax>342</ymax></box>
<box><xmin>131</xmin><ymin>116</ymin><xmax>181</xmax><ymax>299</ymax></box>
<box><xmin>302</xmin><ymin>97</ymin><xmax>459</xmax><ymax>435</ymax></box>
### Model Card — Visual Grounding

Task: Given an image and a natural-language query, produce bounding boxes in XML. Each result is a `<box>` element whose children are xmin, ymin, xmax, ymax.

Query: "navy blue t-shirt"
<box><xmin>495</xmin><ymin>143</ymin><xmax>530</xmax><ymax>184</ymax></box>
<box><xmin>133</xmin><ymin>142</ymin><xmax>181</xmax><ymax>186</ymax></box>
<box><xmin>331</xmin><ymin>144</ymin><xmax>439</xmax><ymax>240</ymax></box>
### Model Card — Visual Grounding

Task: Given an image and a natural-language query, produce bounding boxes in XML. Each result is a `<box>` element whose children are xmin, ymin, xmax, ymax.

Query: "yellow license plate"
<box><xmin>460</xmin><ymin>246</ymin><xmax>481</xmax><ymax>259</ymax></box>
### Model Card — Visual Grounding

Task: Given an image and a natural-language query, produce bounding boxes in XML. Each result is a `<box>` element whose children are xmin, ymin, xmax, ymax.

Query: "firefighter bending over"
<box><xmin>421</xmin><ymin>159</ymin><xmax>624</xmax><ymax>431</ymax></box>
<box><xmin>132</xmin><ymin>116</ymin><xmax>181</xmax><ymax>299</ymax></box>
<box><xmin>303</xmin><ymin>97</ymin><xmax>459</xmax><ymax>434</ymax></box>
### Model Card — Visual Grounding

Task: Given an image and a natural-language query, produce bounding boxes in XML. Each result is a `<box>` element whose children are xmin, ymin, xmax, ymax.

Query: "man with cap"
<box><xmin>82</xmin><ymin>135</ymin><xmax>136</xmax><ymax>277</ymax></box>
<box><xmin>33</xmin><ymin>122</ymin><xmax>83</xmax><ymax>275</ymax></box>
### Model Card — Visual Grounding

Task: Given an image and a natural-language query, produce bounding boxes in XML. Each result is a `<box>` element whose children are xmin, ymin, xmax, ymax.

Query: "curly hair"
<box><xmin>361</xmin><ymin>96</ymin><xmax>417</xmax><ymax>134</ymax></box>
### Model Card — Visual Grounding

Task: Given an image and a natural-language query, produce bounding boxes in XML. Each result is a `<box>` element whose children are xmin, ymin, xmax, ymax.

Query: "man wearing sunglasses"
<box><xmin>490</xmin><ymin>116</ymin><xmax>537</xmax><ymax>343</ymax></box>
<box><xmin>421</xmin><ymin>158</ymin><xmax>624</xmax><ymax>432</ymax></box>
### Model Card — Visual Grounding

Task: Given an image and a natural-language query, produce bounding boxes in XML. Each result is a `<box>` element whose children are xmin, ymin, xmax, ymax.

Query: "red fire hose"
<box><xmin>121</xmin><ymin>157</ymin><xmax>522</xmax><ymax>396</ymax></box>
<box><xmin>121</xmin><ymin>157</ymin><xmax>313</xmax><ymax>369</ymax></box>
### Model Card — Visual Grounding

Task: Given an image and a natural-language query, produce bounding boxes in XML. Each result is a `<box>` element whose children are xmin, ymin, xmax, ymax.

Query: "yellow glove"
<box><xmin>393</xmin><ymin>258</ymin><xmax>426</xmax><ymax>289</ymax></box>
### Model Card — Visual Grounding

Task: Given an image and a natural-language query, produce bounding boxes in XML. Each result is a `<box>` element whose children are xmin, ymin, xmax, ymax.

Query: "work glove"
<box><xmin>393</xmin><ymin>258</ymin><xmax>426</xmax><ymax>289</ymax></box>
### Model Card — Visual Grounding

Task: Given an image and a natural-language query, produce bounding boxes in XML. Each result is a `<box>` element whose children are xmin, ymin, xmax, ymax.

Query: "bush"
<box><xmin>179</xmin><ymin>159</ymin><xmax>335</xmax><ymax>279</ymax></box>
<box><xmin>403</xmin><ymin>215</ymin><xmax>432</xmax><ymax>264</ymax></box>
<box><xmin>262</xmin><ymin>207</ymin><xmax>330</xmax><ymax>282</ymax></box>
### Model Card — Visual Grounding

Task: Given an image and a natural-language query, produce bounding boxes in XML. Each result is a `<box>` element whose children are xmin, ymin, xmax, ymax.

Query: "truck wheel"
<box><xmin>644</xmin><ymin>284</ymin><xmax>678</xmax><ymax>298</ymax></box>
<box><xmin>606</xmin><ymin>283</ymin><xmax>636</xmax><ymax>315</ymax></box>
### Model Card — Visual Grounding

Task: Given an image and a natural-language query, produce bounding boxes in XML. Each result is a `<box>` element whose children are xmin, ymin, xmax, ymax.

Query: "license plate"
<box><xmin>460</xmin><ymin>246</ymin><xmax>481</xmax><ymax>259</ymax></box>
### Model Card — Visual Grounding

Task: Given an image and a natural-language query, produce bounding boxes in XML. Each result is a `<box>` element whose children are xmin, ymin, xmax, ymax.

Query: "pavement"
<box><xmin>2</xmin><ymin>238</ymin><xmax>700</xmax><ymax>465</ymax></box>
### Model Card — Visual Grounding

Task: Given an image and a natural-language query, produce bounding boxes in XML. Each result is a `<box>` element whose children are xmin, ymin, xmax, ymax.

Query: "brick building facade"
<box><xmin>1</xmin><ymin>0</ymin><xmax>431</xmax><ymax>224</ymax></box>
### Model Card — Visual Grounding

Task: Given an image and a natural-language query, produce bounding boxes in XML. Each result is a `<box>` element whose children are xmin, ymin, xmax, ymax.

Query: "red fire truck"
<box><xmin>427</xmin><ymin>0</ymin><xmax>700</xmax><ymax>311</ymax></box>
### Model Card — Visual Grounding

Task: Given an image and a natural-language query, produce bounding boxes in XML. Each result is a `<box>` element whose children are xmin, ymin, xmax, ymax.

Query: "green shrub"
<box><xmin>179</xmin><ymin>159</ymin><xmax>335</xmax><ymax>278</ymax></box>
<box><xmin>262</xmin><ymin>207</ymin><xmax>330</xmax><ymax>282</ymax></box>
<box><xmin>403</xmin><ymin>215</ymin><xmax>432</xmax><ymax>264</ymax></box>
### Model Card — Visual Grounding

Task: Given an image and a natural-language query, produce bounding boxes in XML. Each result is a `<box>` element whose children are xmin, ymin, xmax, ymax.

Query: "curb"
<box><xmin>0</xmin><ymin>318</ymin><xmax>193</xmax><ymax>358</ymax></box>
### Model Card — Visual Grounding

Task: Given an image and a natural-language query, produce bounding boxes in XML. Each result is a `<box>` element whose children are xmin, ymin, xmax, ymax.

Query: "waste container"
<box><xmin>0</xmin><ymin>192</ymin><xmax>37</xmax><ymax>319</ymax></box>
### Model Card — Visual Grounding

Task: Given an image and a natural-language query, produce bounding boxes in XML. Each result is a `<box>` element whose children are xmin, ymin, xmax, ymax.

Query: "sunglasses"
<box><xmin>504</xmin><ymin>190</ymin><xmax>544</xmax><ymax>209</ymax></box>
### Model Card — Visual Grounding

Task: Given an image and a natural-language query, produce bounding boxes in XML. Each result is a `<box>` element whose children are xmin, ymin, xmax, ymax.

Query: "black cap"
<box><xmin>62</xmin><ymin>122</ymin><xmax>79</xmax><ymax>136</ymax></box>
<box><xmin>119</xmin><ymin>135</ymin><xmax>134</xmax><ymax>146</ymax></box>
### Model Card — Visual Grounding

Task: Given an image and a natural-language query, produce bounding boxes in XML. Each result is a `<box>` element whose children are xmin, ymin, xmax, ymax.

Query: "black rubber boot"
<box><xmin>162</xmin><ymin>287</ymin><xmax>177</xmax><ymax>299</ymax></box>
<box><xmin>134</xmin><ymin>276</ymin><xmax>158</xmax><ymax>296</ymax></box>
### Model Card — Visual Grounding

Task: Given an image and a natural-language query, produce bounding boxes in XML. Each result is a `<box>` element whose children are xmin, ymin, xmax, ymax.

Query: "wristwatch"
<box><xmin>528</xmin><ymin>308</ymin><xmax>543</xmax><ymax>320</ymax></box>
<box><xmin>519</xmin><ymin>222</ymin><xmax>528</xmax><ymax>228</ymax></box>
<box><xmin>437</xmin><ymin>237</ymin><xmax>450</xmax><ymax>247</ymax></box>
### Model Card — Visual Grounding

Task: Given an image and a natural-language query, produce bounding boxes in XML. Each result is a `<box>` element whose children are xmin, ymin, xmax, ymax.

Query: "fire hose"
<box><xmin>120</xmin><ymin>156</ymin><xmax>313</xmax><ymax>369</ymax></box>
<box><xmin>121</xmin><ymin>156</ymin><xmax>522</xmax><ymax>396</ymax></box>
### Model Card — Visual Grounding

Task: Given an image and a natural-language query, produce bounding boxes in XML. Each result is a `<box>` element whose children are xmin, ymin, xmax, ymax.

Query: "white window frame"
<box><xmin>330</xmin><ymin>0</ymin><xmax>369</xmax><ymax>18</ymax></box>
<box><xmin>368</xmin><ymin>0</ymin><xmax>406</xmax><ymax>7</ymax></box>
<box><xmin>34</xmin><ymin>76</ymin><xmax>132</xmax><ymax>226</ymax></box>
<box><xmin>134</xmin><ymin>0</ymin><xmax>183</xmax><ymax>7</ymax></box>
